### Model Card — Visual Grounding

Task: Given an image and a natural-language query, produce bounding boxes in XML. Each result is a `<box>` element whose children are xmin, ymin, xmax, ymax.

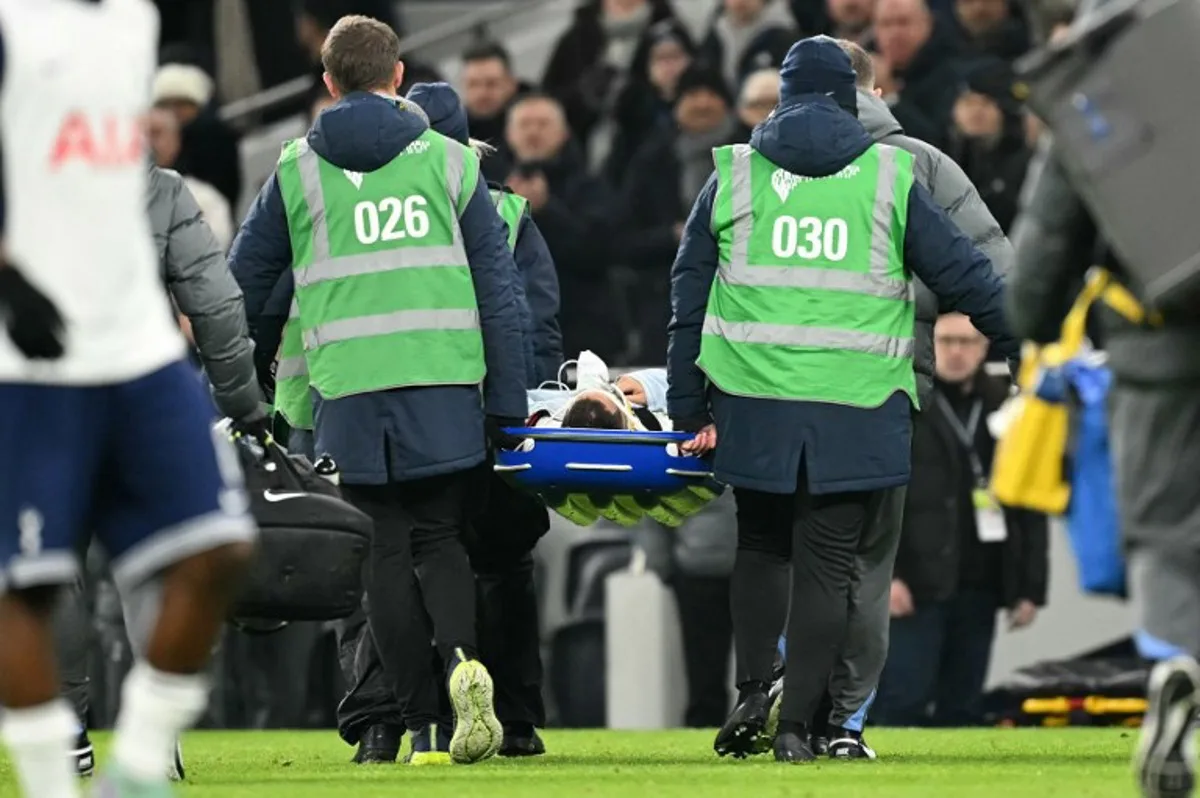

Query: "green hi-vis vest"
<box><xmin>697</xmin><ymin>143</ymin><xmax>919</xmax><ymax>409</ymax></box>
<box><xmin>273</xmin><ymin>301</ymin><xmax>311</xmax><ymax>430</ymax></box>
<box><xmin>490</xmin><ymin>188</ymin><xmax>528</xmax><ymax>251</ymax></box>
<box><xmin>275</xmin><ymin>129</ymin><xmax>485</xmax><ymax>404</ymax></box>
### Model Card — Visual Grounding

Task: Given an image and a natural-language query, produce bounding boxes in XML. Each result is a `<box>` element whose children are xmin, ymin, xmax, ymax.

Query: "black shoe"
<box><xmin>1136</xmin><ymin>657</ymin><xmax>1200</xmax><ymax>798</ymax></box>
<box><xmin>72</xmin><ymin>730</ymin><xmax>94</xmax><ymax>778</ymax></box>
<box><xmin>352</xmin><ymin>724</ymin><xmax>403</xmax><ymax>764</ymax></box>
<box><xmin>499</xmin><ymin>726</ymin><xmax>546</xmax><ymax>757</ymax></box>
<box><xmin>828</xmin><ymin>731</ymin><xmax>876</xmax><ymax>760</ymax></box>
<box><xmin>714</xmin><ymin>689</ymin><xmax>771</xmax><ymax>759</ymax></box>
<box><xmin>810</xmin><ymin>732</ymin><xmax>831</xmax><ymax>756</ymax></box>
<box><xmin>774</xmin><ymin>731</ymin><xmax>817</xmax><ymax>763</ymax></box>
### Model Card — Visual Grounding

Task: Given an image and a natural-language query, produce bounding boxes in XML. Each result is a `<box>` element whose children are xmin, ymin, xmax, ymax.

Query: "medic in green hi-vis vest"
<box><xmin>698</xmin><ymin>142</ymin><xmax>919</xmax><ymax>409</ymax></box>
<box><xmin>490</xmin><ymin>188</ymin><xmax>528</xmax><ymax>251</ymax></box>
<box><xmin>272</xmin><ymin>129</ymin><xmax>484</xmax><ymax>424</ymax></box>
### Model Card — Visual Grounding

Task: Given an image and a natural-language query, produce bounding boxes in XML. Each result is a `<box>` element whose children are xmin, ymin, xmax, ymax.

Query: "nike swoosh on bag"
<box><xmin>262</xmin><ymin>491</ymin><xmax>308</xmax><ymax>503</ymax></box>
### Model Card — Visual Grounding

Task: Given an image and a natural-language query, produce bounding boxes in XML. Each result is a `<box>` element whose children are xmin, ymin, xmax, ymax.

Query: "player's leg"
<box><xmin>93</xmin><ymin>361</ymin><xmax>255</xmax><ymax>789</ymax></box>
<box><xmin>0</xmin><ymin>382</ymin><xmax>104</xmax><ymax>798</ymax></box>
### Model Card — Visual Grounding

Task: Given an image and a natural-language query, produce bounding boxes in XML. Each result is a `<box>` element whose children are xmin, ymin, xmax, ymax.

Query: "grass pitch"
<box><xmin>0</xmin><ymin>728</ymin><xmax>1140</xmax><ymax>797</ymax></box>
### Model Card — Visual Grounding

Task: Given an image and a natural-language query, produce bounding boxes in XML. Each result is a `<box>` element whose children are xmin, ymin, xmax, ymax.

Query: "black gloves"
<box><xmin>232</xmin><ymin>408</ymin><xmax>272</xmax><ymax>444</ymax></box>
<box><xmin>486</xmin><ymin>415</ymin><xmax>529</xmax><ymax>452</ymax></box>
<box><xmin>0</xmin><ymin>265</ymin><xmax>64</xmax><ymax>360</ymax></box>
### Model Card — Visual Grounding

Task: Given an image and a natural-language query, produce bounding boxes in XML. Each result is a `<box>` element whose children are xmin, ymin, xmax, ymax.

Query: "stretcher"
<box><xmin>494</xmin><ymin>427</ymin><xmax>723</xmax><ymax>528</ymax></box>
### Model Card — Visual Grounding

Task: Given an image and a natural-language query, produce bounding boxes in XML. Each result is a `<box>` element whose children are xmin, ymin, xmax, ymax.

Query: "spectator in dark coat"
<box><xmin>152</xmin><ymin>63</ymin><xmax>243</xmax><ymax>208</ymax></box>
<box><xmin>620</xmin><ymin>67</ymin><xmax>741</xmax><ymax>364</ymax></box>
<box><xmin>824</xmin><ymin>0</ymin><xmax>876</xmax><ymax>43</ymax></box>
<box><xmin>874</xmin><ymin>0</ymin><xmax>966</xmax><ymax>147</ymax></box>
<box><xmin>542</xmin><ymin>0</ymin><xmax>678</xmax><ymax>171</ymax></box>
<box><xmin>946</xmin><ymin>61</ymin><xmax>1031</xmax><ymax>232</ymax></box>
<box><xmin>605</xmin><ymin>18</ymin><xmax>696</xmax><ymax>186</ymax></box>
<box><xmin>952</xmin><ymin>0</ymin><xmax>1030</xmax><ymax>62</ymax></box>
<box><xmin>505</xmin><ymin>94</ymin><xmax>622</xmax><ymax>363</ymax></box>
<box><xmin>460</xmin><ymin>42</ymin><xmax>532</xmax><ymax>183</ymax></box>
<box><xmin>699</xmin><ymin>0</ymin><xmax>797</xmax><ymax>96</ymax></box>
<box><xmin>874</xmin><ymin>312</ymin><xmax>1048</xmax><ymax>727</ymax></box>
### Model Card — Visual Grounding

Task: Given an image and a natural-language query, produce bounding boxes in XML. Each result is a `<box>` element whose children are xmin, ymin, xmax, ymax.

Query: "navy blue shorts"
<box><xmin>0</xmin><ymin>360</ymin><xmax>256</xmax><ymax>594</ymax></box>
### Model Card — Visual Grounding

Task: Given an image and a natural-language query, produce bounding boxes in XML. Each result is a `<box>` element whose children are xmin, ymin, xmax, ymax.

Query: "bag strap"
<box><xmin>1016</xmin><ymin>269</ymin><xmax>1110</xmax><ymax>390</ymax></box>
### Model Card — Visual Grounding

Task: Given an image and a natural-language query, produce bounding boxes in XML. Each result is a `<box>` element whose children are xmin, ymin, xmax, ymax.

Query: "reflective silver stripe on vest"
<box><xmin>276</xmin><ymin>356</ymin><xmax>308</xmax><ymax>379</ymax></box>
<box><xmin>703</xmin><ymin>315</ymin><xmax>915</xmax><ymax>359</ymax></box>
<box><xmin>294</xmin><ymin>140</ymin><xmax>330</xmax><ymax>262</ymax></box>
<box><xmin>303</xmin><ymin>308</ymin><xmax>480</xmax><ymax>350</ymax></box>
<box><xmin>722</xmin><ymin>144</ymin><xmax>911</xmax><ymax>302</ymax></box>
<box><xmin>291</xmin><ymin>138</ymin><xmax>469</xmax><ymax>286</ymax></box>
<box><xmin>289</xmin><ymin>298</ymin><xmax>299</xmax><ymax>318</ymax></box>
<box><xmin>294</xmin><ymin>247</ymin><xmax>469</xmax><ymax>287</ymax></box>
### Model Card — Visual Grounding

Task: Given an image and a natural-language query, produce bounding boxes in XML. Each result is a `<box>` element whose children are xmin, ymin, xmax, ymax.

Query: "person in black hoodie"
<box><xmin>946</xmin><ymin>60</ymin><xmax>1031</xmax><ymax>232</ymax></box>
<box><xmin>873</xmin><ymin>0</ymin><xmax>967</xmax><ymax>147</ymax></box>
<box><xmin>505</xmin><ymin>93</ymin><xmax>621</xmax><ymax>362</ymax></box>
<box><xmin>542</xmin><ymin>0</ymin><xmax>678</xmax><ymax>170</ymax></box>
<box><xmin>619</xmin><ymin>67</ymin><xmax>740</xmax><ymax>364</ymax></box>
<box><xmin>605</xmin><ymin>18</ymin><xmax>697</xmax><ymax>186</ymax></box>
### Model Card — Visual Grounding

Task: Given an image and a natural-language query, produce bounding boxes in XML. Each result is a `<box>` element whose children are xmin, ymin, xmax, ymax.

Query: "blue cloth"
<box><xmin>405</xmin><ymin>82</ymin><xmax>564</xmax><ymax>387</ymax></box>
<box><xmin>779</xmin><ymin>36</ymin><xmax>858</xmax><ymax>114</ymax></box>
<box><xmin>230</xmin><ymin>92</ymin><xmax>528</xmax><ymax>484</ymax></box>
<box><xmin>667</xmin><ymin>58</ymin><xmax>1015</xmax><ymax>494</ymax></box>
<box><xmin>0</xmin><ymin>361</ymin><xmax>255</xmax><ymax>593</ymax></box>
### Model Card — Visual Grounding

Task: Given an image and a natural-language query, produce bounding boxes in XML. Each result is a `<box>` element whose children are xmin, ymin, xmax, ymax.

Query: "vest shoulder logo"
<box><xmin>771</xmin><ymin>169</ymin><xmax>801</xmax><ymax>202</ymax></box>
<box><xmin>771</xmin><ymin>164</ymin><xmax>863</xmax><ymax>201</ymax></box>
<box><xmin>403</xmin><ymin>140</ymin><xmax>431</xmax><ymax>156</ymax></box>
<box><xmin>343</xmin><ymin>170</ymin><xmax>364</xmax><ymax>189</ymax></box>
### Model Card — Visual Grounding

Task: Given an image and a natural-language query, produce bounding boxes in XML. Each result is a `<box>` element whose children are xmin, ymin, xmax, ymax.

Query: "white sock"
<box><xmin>0</xmin><ymin>699</ymin><xmax>81</xmax><ymax>798</ymax></box>
<box><xmin>112</xmin><ymin>662</ymin><xmax>210</xmax><ymax>782</ymax></box>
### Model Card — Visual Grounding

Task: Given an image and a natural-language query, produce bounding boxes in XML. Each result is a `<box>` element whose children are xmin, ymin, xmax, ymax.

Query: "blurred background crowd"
<box><xmin>83</xmin><ymin>0</ymin><xmax>1127</xmax><ymax>735</ymax></box>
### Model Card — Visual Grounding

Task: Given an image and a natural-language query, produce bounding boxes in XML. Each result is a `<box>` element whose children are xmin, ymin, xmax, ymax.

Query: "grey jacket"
<box><xmin>148</xmin><ymin>167</ymin><xmax>262</xmax><ymax>421</ymax></box>
<box><xmin>857</xmin><ymin>90</ymin><xmax>1014</xmax><ymax>405</ymax></box>
<box><xmin>1008</xmin><ymin>142</ymin><xmax>1200</xmax><ymax>382</ymax></box>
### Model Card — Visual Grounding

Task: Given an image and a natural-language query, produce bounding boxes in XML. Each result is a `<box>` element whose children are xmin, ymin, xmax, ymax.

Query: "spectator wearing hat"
<box><xmin>946</xmin><ymin>60</ymin><xmax>1032</xmax><ymax>232</ymax></box>
<box><xmin>605</xmin><ymin>18</ymin><xmax>696</xmax><ymax>186</ymax></box>
<box><xmin>618</xmin><ymin>66</ymin><xmax>741</xmax><ymax>364</ymax></box>
<box><xmin>152</xmin><ymin>62</ymin><xmax>243</xmax><ymax>208</ymax></box>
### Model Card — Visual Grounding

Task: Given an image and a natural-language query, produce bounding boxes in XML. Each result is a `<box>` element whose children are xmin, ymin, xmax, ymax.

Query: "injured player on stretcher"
<box><xmin>525</xmin><ymin>351</ymin><xmax>671</xmax><ymax>431</ymax></box>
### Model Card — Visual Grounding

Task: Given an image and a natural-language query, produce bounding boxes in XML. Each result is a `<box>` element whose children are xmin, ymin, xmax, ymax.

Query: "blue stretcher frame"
<box><xmin>494</xmin><ymin>427</ymin><xmax>715</xmax><ymax>495</ymax></box>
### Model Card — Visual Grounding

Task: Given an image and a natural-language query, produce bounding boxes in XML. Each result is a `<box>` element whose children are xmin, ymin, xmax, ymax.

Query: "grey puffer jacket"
<box><xmin>857</xmin><ymin>90</ymin><xmax>1014</xmax><ymax>406</ymax></box>
<box><xmin>148</xmin><ymin>167</ymin><xmax>262</xmax><ymax>421</ymax></box>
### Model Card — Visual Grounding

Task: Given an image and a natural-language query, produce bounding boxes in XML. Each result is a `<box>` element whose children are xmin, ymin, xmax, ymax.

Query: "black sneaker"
<box><xmin>774</xmin><ymin>731</ymin><xmax>817</xmax><ymax>763</ymax></box>
<box><xmin>714</xmin><ymin>689</ymin><xmax>771</xmax><ymax>759</ymax></box>
<box><xmin>353</xmin><ymin>724</ymin><xmax>403</xmax><ymax>764</ymax></box>
<box><xmin>499</xmin><ymin>726</ymin><xmax>546</xmax><ymax>757</ymax></box>
<box><xmin>828</xmin><ymin>732</ymin><xmax>876</xmax><ymax>761</ymax></box>
<box><xmin>1136</xmin><ymin>657</ymin><xmax>1200</xmax><ymax>798</ymax></box>
<box><xmin>72</xmin><ymin>730</ymin><xmax>94</xmax><ymax>778</ymax></box>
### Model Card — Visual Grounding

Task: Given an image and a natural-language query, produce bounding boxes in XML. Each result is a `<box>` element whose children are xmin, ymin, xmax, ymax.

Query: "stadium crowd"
<box><xmin>76</xmin><ymin>0</ymin><xmax>1068</xmax><ymax>734</ymax></box>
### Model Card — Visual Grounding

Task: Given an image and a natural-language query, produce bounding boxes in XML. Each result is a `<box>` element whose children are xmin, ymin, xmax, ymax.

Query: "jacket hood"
<box><xmin>307</xmin><ymin>92</ymin><xmax>430</xmax><ymax>173</ymax></box>
<box><xmin>406</xmin><ymin>82</ymin><xmax>469</xmax><ymax>144</ymax></box>
<box><xmin>750</xmin><ymin>95</ymin><xmax>873</xmax><ymax>176</ymax></box>
<box><xmin>779</xmin><ymin>36</ymin><xmax>858</xmax><ymax>113</ymax></box>
<box><xmin>856</xmin><ymin>89</ymin><xmax>904</xmax><ymax>140</ymax></box>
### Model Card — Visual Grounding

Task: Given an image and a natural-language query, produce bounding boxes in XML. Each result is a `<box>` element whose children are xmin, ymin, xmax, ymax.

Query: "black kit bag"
<box><xmin>232</xmin><ymin>435</ymin><xmax>372</xmax><ymax>622</ymax></box>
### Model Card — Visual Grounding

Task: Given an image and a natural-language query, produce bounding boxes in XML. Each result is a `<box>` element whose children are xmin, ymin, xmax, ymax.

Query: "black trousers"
<box><xmin>341</xmin><ymin>470</ymin><xmax>481</xmax><ymax>729</ymax></box>
<box><xmin>336</xmin><ymin>469</ymin><xmax>549</xmax><ymax>737</ymax></box>
<box><xmin>730</xmin><ymin>467</ymin><xmax>882</xmax><ymax>726</ymax></box>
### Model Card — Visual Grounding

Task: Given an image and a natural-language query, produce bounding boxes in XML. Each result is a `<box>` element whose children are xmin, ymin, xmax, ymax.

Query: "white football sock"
<box><xmin>0</xmin><ymin>699</ymin><xmax>81</xmax><ymax>798</ymax></box>
<box><xmin>112</xmin><ymin>662</ymin><xmax>209</xmax><ymax>782</ymax></box>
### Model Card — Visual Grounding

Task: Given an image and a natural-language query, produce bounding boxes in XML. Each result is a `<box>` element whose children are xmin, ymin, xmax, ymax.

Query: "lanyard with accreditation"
<box><xmin>935</xmin><ymin>391</ymin><xmax>1006</xmax><ymax>543</ymax></box>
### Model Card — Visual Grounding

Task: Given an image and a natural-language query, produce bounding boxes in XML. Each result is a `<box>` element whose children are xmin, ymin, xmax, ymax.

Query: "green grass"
<box><xmin>0</xmin><ymin>728</ymin><xmax>1141</xmax><ymax>797</ymax></box>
